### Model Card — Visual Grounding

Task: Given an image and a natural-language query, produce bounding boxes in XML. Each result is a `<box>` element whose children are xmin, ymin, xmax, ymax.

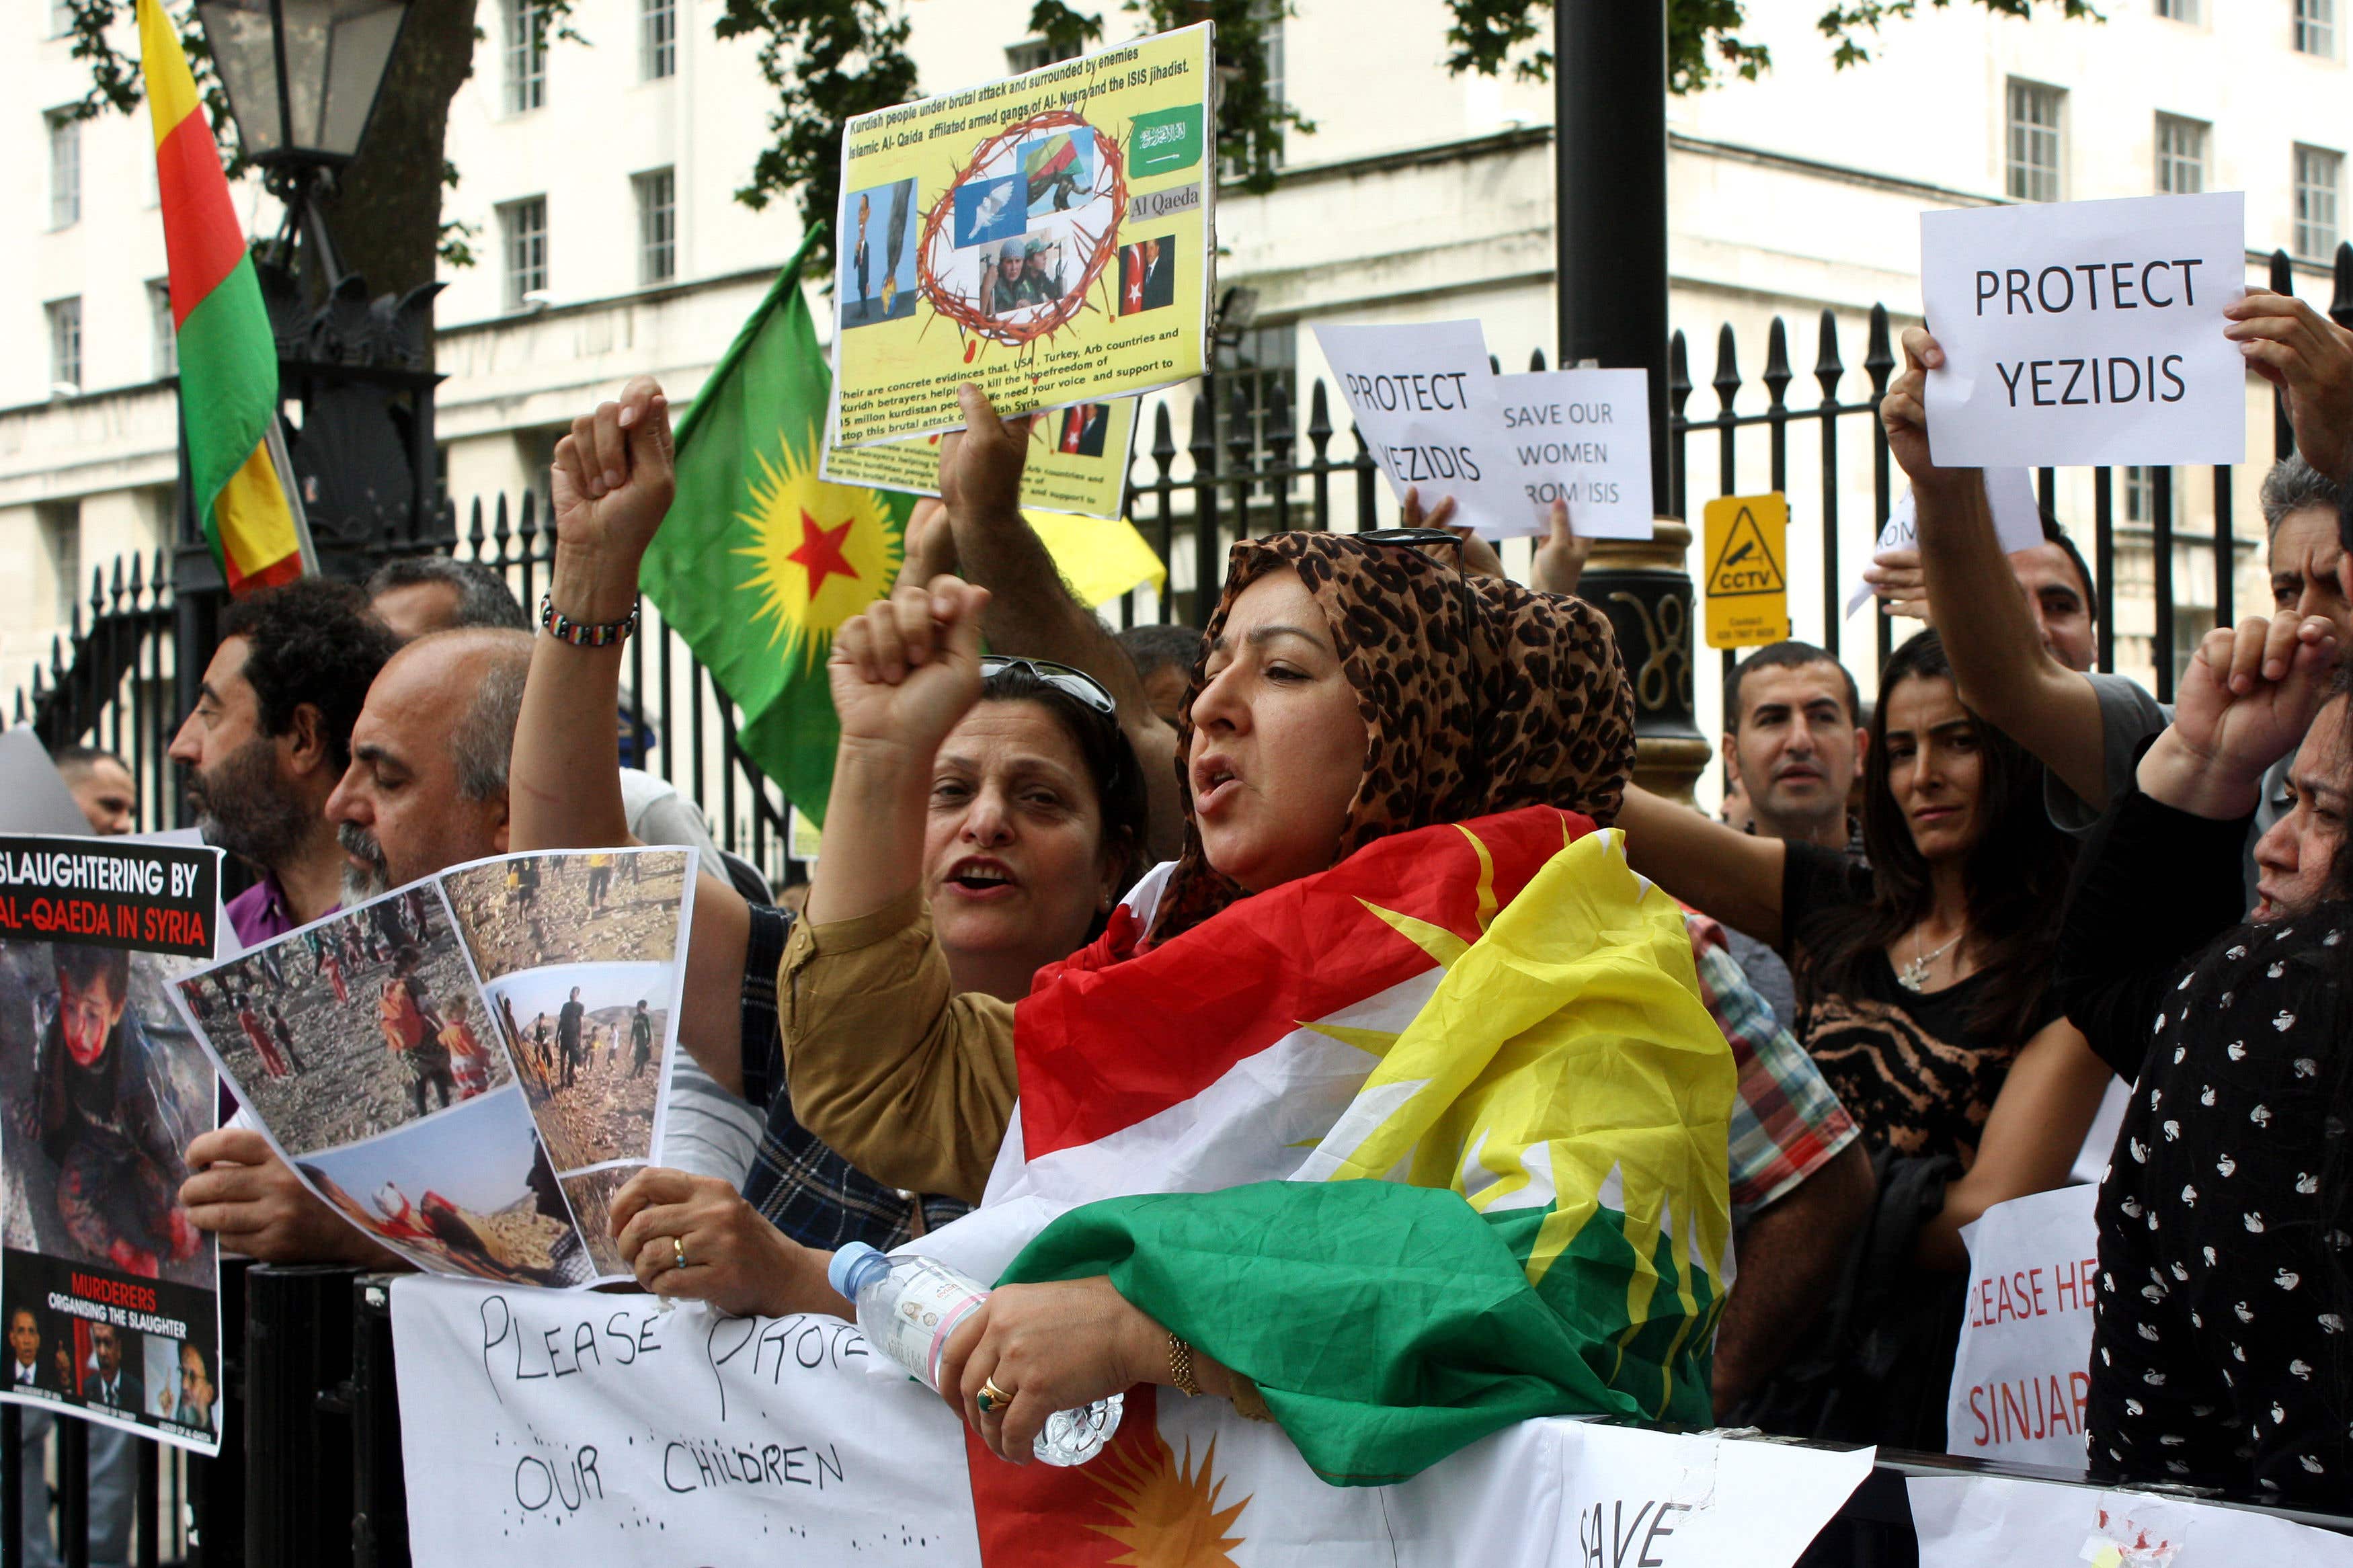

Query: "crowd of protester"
<box><xmin>22</xmin><ymin>282</ymin><xmax>2353</xmax><ymax>1539</ymax></box>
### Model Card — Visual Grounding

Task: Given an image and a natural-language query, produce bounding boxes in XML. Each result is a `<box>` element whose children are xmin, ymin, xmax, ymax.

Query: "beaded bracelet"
<box><xmin>1166</xmin><ymin>1333</ymin><xmax>1203</xmax><ymax>1398</ymax></box>
<box><xmin>539</xmin><ymin>593</ymin><xmax>640</xmax><ymax>648</ymax></box>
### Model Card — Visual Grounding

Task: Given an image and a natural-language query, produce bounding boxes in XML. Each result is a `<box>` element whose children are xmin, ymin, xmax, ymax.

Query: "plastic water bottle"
<box><xmin>829</xmin><ymin>1241</ymin><xmax>1123</xmax><ymax>1466</ymax></box>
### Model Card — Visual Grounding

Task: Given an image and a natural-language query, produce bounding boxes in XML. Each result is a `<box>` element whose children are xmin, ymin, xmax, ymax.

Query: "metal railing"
<box><xmin>3</xmin><ymin>243</ymin><xmax>2352</xmax><ymax>1567</ymax></box>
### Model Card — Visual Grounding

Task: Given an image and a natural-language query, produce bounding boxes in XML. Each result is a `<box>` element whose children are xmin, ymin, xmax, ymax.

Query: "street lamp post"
<box><xmin>181</xmin><ymin>0</ymin><xmax>444</xmax><ymax>593</ymax></box>
<box><xmin>1554</xmin><ymin>0</ymin><xmax>1710</xmax><ymax>803</ymax></box>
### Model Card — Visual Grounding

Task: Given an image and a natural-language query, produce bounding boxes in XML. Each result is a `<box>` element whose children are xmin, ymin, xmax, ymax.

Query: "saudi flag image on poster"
<box><xmin>639</xmin><ymin>237</ymin><xmax>913</xmax><ymax>823</ymax></box>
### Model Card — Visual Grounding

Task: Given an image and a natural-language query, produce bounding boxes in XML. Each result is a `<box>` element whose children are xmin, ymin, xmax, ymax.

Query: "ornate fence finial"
<box><xmin>1814</xmin><ymin>309</ymin><xmax>1845</xmax><ymax>405</ymax></box>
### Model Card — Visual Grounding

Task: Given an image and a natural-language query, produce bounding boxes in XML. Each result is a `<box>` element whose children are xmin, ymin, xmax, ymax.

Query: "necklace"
<box><xmin>1897</xmin><ymin>927</ymin><xmax>1964</xmax><ymax>992</ymax></box>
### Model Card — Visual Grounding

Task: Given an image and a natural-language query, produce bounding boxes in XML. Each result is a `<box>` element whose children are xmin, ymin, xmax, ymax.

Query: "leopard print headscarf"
<box><xmin>1145</xmin><ymin>532</ymin><xmax>1636</xmax><ymax>946</ymax></box>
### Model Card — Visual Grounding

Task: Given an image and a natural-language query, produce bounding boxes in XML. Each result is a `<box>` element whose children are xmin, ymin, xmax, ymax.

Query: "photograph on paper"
<box><xmin>176</xmin><ymin>887</ymin><xmax>503</xmax><ymax>1157</ymax></box>
<box><xmin>441</xmin><ymin>847</ymin><xmax>692</xmax><ymax>984</ymax></box>
<box><xmin>294</xmin><ymin>1086</ymin><xmax>595</xmax><ymax>1288</ymax></box>
<box><xmin>483</xmin><ymin>962</ymin><xmax>672</xmax><ymax>1175</ymax></box>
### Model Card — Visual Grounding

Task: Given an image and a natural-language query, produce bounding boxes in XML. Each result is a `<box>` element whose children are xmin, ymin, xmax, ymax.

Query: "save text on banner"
<box><xmin>1702</xmin><ymin>493</ymin><xmax>1792</xmax><ymax>650</ymax></box>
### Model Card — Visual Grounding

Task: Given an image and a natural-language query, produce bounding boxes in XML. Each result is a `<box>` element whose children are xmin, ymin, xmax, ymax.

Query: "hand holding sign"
<box><xmin>1314</xmin><ymin>321</ymin><xmax>1527</xmax><ymax>535</ymax></box>
<box><xmin>2225</xmin><ymin>287</ymin><xmax>2353</xmax><ymax>483</ymax></box>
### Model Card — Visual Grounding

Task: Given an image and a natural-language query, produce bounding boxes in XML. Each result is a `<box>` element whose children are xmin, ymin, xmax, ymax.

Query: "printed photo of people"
<box><xmin>483</xmin><ymin>963</ymin><xmax>672</xmax><ymax>1174</ymax></box>
<box><xmin>1019</xmin><ymin>128</ymin><xmax>1094</xmax><ymax>217</ymax></box>
<box><xmin>557</xmin><ymin>1166</ymin><xmax>633</xmax><ymax>1280</ymax></box>
<box><xmin>294</xmin><ymin>1087</ymin><xmax>593</xmax><ymax>1288</ymax></box>
<box><xmin>0</xmin><ymin>939</ymin><xmax>212</xmax><ymax>1286</ymax></box>
<box><xmin>1117</xmin><ymin>233</ymin><xmax>1176</xmax><ymax>316</ymax></box>
<box><xmin>71</xmin><ymin>1320</ymin><xmax>143</xmax><ymax>1415</ymax></box>
<box><xmin>1057</xmin><ymin>402</ymin><xmax>1113</xmax><ymax>458</ymax></box>
<box><xmin>980</xmin><ymin>233</ymin><xmax>1070</xmax><ymax>320</ymax></box>
<box><xmin>839</xmin><ymin>177</ymin><xmax>919</xmax><ymax>330</ymax></box>
<box><xmin>441</xmin><ymin>848</ymin><xmax>690</xmax><ymax>983</ymax></box>
<box><xmin>173</xmin><ymin>888</ymin><xmax>507</xmax><ymax>1157</ymax></box>
<box><xmin>5</xmin><ymin>1300</ymin><xmax>69</xmax><ymax>1397</ymax></box>
<box><xmin>147</xmin><ymin>1333</ymin><xmax>216</xmax><ymax>1437</ymax></box>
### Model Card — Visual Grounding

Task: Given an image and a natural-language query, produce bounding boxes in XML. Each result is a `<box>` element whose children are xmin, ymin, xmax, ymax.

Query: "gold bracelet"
<box><xmin>1166</xmin><ymin>1333</ymin><xmax>1203</xmax><ymax>1398</ymax></box>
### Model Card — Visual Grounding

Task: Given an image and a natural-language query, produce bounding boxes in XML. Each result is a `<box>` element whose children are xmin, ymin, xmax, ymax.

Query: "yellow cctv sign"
<box><xmin>1702</xmin><ymin>493</ymin><xmax>1792</xmax><ymax>649</ymax></box>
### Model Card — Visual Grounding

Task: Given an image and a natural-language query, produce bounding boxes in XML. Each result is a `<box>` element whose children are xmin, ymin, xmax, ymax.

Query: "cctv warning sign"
<box><xmin>1702</xmin><ymin>493</ymin><xmax>1792</xmax><ymax>649</ymax></box>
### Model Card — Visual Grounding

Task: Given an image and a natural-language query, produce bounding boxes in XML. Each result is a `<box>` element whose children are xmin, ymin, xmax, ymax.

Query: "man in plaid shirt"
<box><xmin>1683</xmin><ymin>909</ymin><xmax>1874</xmax><ymax>1418</ymax></box>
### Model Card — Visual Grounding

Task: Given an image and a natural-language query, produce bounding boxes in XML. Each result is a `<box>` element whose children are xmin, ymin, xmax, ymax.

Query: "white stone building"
<box><xmin>1</xmin><ymin>0</ymin><xmax>2345</xmax><ymax>755</ymax></box>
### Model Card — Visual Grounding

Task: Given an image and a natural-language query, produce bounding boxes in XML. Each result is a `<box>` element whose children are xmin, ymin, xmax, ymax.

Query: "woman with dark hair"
<box><xmin>602</xmin><ymin>653</ymin><xmax>1148</xmax><ymax>1305</ymax></box>
<box><xmin>504</xmin><ymin>386</ymin><xmax>1156</xmax><ymax>1303</ymax></box>
<box><xmin>731</xmin><ymin>527</ymin><xmax>1749</xmax><ymax>1486</ymax></box>
<box><xmin>1611</xmin><ymin>626</ymin><xmax>2111</xmax><ymax>1447</ymax></box>
<box><xmin>2057</xmin><ymin>610</ymin><xmax>2352</xmax><ymax>1501</ymax></box>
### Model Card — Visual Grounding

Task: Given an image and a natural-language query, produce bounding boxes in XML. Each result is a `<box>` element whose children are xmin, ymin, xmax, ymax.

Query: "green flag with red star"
<box><xmin>641</xmin><ymin>235</ymin><xmax>910</xmax><ymax>826</ymax></box>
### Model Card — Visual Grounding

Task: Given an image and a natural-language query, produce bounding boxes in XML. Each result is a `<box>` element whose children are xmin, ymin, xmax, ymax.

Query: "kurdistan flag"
<box><xmin>138</xmin><ymin>0</ymin><xmax>310</xmax><ymax>594</ymax></box>
<box><xmin>392</xmin><ymin>807</ymin><xmax>1829</xmax><ymax>1567</ymax></box>
<box><xmin>643</xmin><ymin>234</ymin><xmax>912</xmax><ymax>822</ymax></box>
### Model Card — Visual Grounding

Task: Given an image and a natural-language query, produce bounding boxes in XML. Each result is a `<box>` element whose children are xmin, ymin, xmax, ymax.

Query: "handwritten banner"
<box><xmin>1493</xmin><ymin>369</ymin><xmax>1655</xmax><ymax>540</ymax></box>
<box><xmin>393</xmin><ymin>1274</ymin><xmax>1873</xmax><ymax>1567</ymax></box>
<box><xmin>1912</xmin><ymin>1474</ymin><xmax>2353</xmax><ymax>1567</ymax></box>
<box><xmin>1946</xmin><ymin>1184</ymin><xmax>2099</xmax><ymax>1469</ymax></box>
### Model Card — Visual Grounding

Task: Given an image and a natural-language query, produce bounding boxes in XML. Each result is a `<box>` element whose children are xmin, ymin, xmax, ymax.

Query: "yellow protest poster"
<box><xmin>830</xmin><ymin>25</ymin><xmax>1214</xmax><ymax>448</ymax></box>
<box><xmin>1702</xmin><ymin>493</ymin><xmax>1792</xmax><ymax>649</ymax></box>
<box><xmin>822</xmin><ymin>399</ymin><xmax>1139</xmax><ymax>520</ymax></box>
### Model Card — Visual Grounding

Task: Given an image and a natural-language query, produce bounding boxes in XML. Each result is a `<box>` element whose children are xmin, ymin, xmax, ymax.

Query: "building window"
<box><xmin>2155</xmin><ymin>114</ymin><xmax>2208</xmax><ymax>194</ymax></box>
<box><xmin>47</xmin><ymin>298</ymin><xmax>82</xmax><ymax>390</ymax></box>
<box><xmin>1004</xmin><ymin>35</ymin><xmax>1080</xmax><ymax>75</ymax></box>
<box><xmin>2296</xmin><ymin>0</ymin><xmax>2336</xmax><ymax>56</ymax></box>
<box><xmin>149</xmin><ymin>279</ymin><xmax>177</xmax><ymax>379</ymax></box>
<box><xmin>2296</xmin><ymin>147</ymin><xmax>2343</xmax><ymax>261</ymax></box>
<box><xmin>2122</xmin><ymin>466</ymin><xmax>2165</xmax><ymax>526</ymax></box>
<box><xmin>500</xmin><ymin>197</ymin><xmax>547</xmax><ymax>310</ymax></box>
<box><xmin>640</xmin><ymin>0</ymin><xmax>674</xmax><ymax>80</ymax></box>
<box><xmin>2154</xmin><ymin>0</ymin><xmax>2197</xmax><ymax>19</ymax></box>
<box><xmin>503</xmin><ymin>0</ymin><xmax>547</xmax><ymax>112</ymax></box>
<box><xmin>38</xmin><ymin>502</ymin><xmax>81</xmax><ymax>626</ymax></box>
<box><xmin>1213</xmin><ymin>321</ymin><xmax>1298</xmax><ymax>474</ymax></box>
<box><xmin>1219</xmin><ymin>0</ymin><xmax>1287</xmax><ymax>178</ymax></box>
<box><xmin>48</xmin><ymin>111</ymin><xmax>81</xmax><ymax>229</ymax></box>
<box><xmin>2005</xmin><ymin>80</ymin><xmax>2065</xmax><ymax>204</ymax></box>
<box><xmin>635</xmin><ymin>168</ymin><xmax>676</xmax><ymax>284</ymax></box>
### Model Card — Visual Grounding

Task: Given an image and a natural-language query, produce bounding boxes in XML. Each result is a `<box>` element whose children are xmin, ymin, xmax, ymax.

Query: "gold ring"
<box><xmin>672</xmin><ymin>1235</ymin><xmax>688</xmax><ymax>1270</ymax></box>
<box><xmin>975</xmin><ymin>1378</ymin><xmax>1011</xmax><ymax>1415</ymax></box>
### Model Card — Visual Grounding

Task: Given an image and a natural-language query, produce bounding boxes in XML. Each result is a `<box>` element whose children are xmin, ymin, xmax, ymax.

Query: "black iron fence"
<box><xmin>15</xmin><ymin>245</ymin><xmax>2353</xmax><ymax>829</ymax></box>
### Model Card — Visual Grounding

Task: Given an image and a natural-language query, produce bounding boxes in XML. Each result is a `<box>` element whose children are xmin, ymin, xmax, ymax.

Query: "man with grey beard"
<box><xmin>178</xmin><ymin>629</ymin><xmax>531</xmax><ymax>1266</ymax></box>
<box><xmin>166</xmin><ymin>581</ymin><xmax>398</xmax><ymax>946</ymax></box>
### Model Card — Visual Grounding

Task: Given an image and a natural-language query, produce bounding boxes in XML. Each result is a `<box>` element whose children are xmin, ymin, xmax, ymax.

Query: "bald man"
<box><xmin>177</xmin><ymin>631</ymin><xmax>532</xmax><ymax>1265</ymax></box>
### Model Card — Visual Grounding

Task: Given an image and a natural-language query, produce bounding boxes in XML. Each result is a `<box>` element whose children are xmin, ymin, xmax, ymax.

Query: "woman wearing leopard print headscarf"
<box><xmin>756</xmin><ymin>532</ymin><xmax>1747</xmax><ymax>1483</ymax></box>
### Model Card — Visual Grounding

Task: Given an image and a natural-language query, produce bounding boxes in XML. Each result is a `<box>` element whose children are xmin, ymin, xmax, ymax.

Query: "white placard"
<box><xmin>393</xmin><ymin>1270</ymin><xmax>1876</xmax><ymax>1568</ymax></box>
<box><xmin>1922</xmin><ymin>192</ymin><xmax>2246</xmax><ymax>466</ymax></box>
<box><xmin>1946</xmin><ymin>1184</ymin><xmax>2100</xmax><ymax>1469</ymax></box>
<box><xmin>1846</xmin><ymin>468</ymin><xmax>2046</xmax><ymax>618</ymax></box>
<box><xmin>1492</xmin><ymin>369</ymin><xmax>1656</xmax><ymax>540</ymax></box>
<box><xmin>1911</xmin><ymin>1474</ymin><xmax>2353</xmax><ymax>1567</ymax></box>
<box><xmin>1312</xmin><ymin>320</ymin><xmax>1530</xmax><ymax>536</ymax></box>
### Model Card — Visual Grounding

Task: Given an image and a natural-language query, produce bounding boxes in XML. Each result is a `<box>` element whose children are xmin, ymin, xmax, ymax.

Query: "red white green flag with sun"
<box><xmin>388</xmin><ymin>813</ymin><xmax>1886</xmax><ymax>1566</ymax></box>
<box><xmin>641</xmin><ymin>233</ymin><xmax>912</xmax><ymax>823</ymax></box>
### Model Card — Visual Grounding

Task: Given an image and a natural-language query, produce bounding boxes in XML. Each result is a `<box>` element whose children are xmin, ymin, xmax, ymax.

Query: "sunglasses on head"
<box><xmin>1354</xmin><ymin>528</ymin><xmax>1462</xmax><ymax>549</ymax></box>
<box><xmin>978</xmin><ymin>656</ymin><xmax>1118</xmax><ymax>717</ymax></box>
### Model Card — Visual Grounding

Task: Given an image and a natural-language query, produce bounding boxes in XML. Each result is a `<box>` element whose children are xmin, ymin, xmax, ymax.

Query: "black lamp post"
<box><xmin>1554</xmin><ymin>0</ymin><xmax>1708</xmax><ymax>802</ymax></box>
<box><xmin>182</xmin><ymin>0</ymin><xmax>444</xmax><ymax>610</ymax></box>
<box><xmin>195</xmin><ymin>0</ymin><xmax>411</xmax><ymax>286</ymax></box>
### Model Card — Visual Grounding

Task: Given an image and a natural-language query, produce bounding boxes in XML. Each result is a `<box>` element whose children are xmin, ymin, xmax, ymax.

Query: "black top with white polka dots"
<box><xmin>2057</xmin><ymin>786</ymin><xmax>2353</xmax><ymax>1504</ymax></box>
